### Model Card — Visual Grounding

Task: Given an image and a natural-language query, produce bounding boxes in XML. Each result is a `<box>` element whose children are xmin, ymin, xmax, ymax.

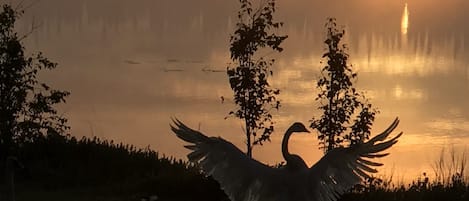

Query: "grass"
<box><xmin>2</xmin><ymin>133</ymin><xmax>226</xmax><ymax>201</ymax></box>
<box><xmin>340</xmin><ymin>147</ymin><xmax>469</xmax><ymax>201</ymax></box>
<box><xmin>1</xmin><ymin>133</ymin><xmax>468</xmax><ymax>201</ymax></box>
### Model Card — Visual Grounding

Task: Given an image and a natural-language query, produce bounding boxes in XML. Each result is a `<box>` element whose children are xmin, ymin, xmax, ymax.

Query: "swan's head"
<box><xmin>289</xmin><ymin>122</ymin><xmax>310</xmax><ymax>133</ymax></box>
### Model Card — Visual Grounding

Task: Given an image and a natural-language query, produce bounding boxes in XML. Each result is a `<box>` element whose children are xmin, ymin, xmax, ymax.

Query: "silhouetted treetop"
<box><xmin>0</xmin><ymin>3</ymin><xmax>69</xmax><ymax>159</ymax></box>
<box><xmin>310</xmin><ymin>18</ymin><xmax>377</xmax><ymax>153</ymax></box>
<box><xmin>227</xmin><ymin>0</ymin><xmax>287</xmax><ymax>158</ymax></box>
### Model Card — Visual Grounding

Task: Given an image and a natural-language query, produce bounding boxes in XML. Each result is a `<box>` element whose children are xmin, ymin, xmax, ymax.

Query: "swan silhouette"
<box><xmin>171</xmin><ymin>118</ymin><xmax>402</xmax><ymax>201</ymax></box>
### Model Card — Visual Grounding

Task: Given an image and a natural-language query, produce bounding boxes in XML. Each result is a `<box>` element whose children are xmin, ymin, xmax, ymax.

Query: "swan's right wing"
<box><xmin>306</xmin><ymin>118</ymin><xmax>402</xmax><ymax>201</ymax></box>
<box><xmin>170</xmin><ymin>119</ymin><xmax>277</xmax><ymax>201</ymax></box>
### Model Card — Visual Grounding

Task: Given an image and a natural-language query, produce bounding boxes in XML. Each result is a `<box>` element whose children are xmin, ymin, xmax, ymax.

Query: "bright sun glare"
<box><xmin>401</xmin><ymin>3</ymin><xmax>409</xmax><ymax>35</ymax></box>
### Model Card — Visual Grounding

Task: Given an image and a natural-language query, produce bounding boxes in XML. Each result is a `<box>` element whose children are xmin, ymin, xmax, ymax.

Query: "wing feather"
<box><xmin>307</xmin><ymin>118</ymin><xmax>402</xmax><ymax>201</ymax></box>
<box><xmin>170</xmin><ymin>119</ymin><xmax>278</xmax><ymax>201</ymax></box>
<box><xmin>357</xmin><ymin>158</ymin><xmax>383</xmax><ymax>166</ymax></box>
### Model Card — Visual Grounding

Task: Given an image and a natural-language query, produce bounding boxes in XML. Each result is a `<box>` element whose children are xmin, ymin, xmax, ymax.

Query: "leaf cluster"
<box><xmin>310</xmin><ymin>18</ymin><xmax>378</xmax><ymax>152</ymax></box>
<box><xmin>227</xmin><ymin>0</ymin><xmax>287</xmax><ymax>156</ymax></box>
<box><xmin>0</xmin><ymin>4</ymin><xmax>69</xmax><ymax>157</ymax></box>
<box><xmin>230</xmin><ymin>0</ymin><xmax>287</xmax><ymax>61</ymax></box>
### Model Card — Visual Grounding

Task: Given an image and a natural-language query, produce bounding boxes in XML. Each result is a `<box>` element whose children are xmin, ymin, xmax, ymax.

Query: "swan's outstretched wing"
<box><xmin>170</xmin><ymin>119</ymin><xmax>278</xmax><ymax>201</ymax></box>
<box><xmin>307</xmin><ymin>118</ymin><xmax>402</xmax><ymax>201</ymax></box>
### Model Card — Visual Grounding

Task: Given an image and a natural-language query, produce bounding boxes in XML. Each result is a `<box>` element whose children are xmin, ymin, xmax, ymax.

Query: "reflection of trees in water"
<box><xmin>20</xmin><ymin>0</ymin><xmax>469</xmax><ymax>36</ymax></box>
<box><xmin>20</xmin><ymin>0</ymin><xmax>236</xmax><ymax>35</ymax></box>
<box><xmin>13</xmin><ymin>0</ymin><xmax>469</xmax><ymax>121</ymax></box>
<box><xmin>16</xmin><ymin>0</ymin><xmax>469</xmax><ymax>62</ymax></box>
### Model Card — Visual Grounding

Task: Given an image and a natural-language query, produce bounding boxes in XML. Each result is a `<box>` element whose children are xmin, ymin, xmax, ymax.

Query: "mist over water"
<box><xmin>14</xmin><ymin>0</ymin><xmax>469</xmax><ymax>182</ymax></box>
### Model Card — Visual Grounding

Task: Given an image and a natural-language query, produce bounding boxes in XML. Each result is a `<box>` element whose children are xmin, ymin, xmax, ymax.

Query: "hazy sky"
<box><xmin>9</xmin><ymin>0</ymin><xmax>469</xmax><ymax>182</ymax></box>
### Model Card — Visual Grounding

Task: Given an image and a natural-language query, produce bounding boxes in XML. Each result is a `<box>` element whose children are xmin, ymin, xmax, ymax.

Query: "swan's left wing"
<box><xmin>170</xmin><ymin>119</ymin><xmax>279</xmax><ymax>201</ymax></box>
<box><xmin>306</xmin><ymin>118</ymin><xmax>402</xmax><ymax>201</ymax></box>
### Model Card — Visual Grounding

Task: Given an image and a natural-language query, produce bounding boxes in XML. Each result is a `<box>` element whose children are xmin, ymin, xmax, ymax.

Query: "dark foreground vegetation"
<box><xmin>1</xmin><ymin>133</ymin><xmax>466</xmax><ymax>201</ymax></box>
<box><xmin>3</xmin><ymin>133</ymin><xmax>226</xmax><ymax>201</ymax></box>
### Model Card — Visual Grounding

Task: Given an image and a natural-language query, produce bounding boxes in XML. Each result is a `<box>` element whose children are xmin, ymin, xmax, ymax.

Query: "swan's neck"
<box><xmin>281</xmin><ymin>128</ymin><xmax>294</xmax><ymax>160</ymax></box>
<box><xmin>281</xmin><ymin>127</ymin><xmax>309</xmax><ymax>170</ymax></box>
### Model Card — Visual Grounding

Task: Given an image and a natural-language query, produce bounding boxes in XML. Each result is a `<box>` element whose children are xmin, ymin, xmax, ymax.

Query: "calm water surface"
<box><xmin>14</xmin><ymin>0</ymin><xmax>469</xmax><ymax>182</ymax></box>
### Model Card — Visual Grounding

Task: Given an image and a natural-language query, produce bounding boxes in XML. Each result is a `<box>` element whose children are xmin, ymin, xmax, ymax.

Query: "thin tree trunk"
<box><xmin>245</xmin><ymin>108</ymin><xmax>252</xmax><ymax>158</ymax></box>
<box><xmin>327</xmin><ymin>75</ymin><xmax>334</xmax><ymax>153</ymax></box>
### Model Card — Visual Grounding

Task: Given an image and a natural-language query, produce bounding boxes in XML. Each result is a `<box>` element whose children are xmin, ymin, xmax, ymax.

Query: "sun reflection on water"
<box><xmin>401</xmin><ymin>3</ymin><xmax>409</xmax><ymax>35</ymax></box>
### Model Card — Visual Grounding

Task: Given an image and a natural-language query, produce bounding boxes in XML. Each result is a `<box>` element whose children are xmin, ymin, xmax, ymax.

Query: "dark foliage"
<box><xmin>310</xmin><ymin>18</ymin><xmax>377</xmax><ymax>153</ymax></box>
<box><xmin>0</xmin><ymin>5</ymin><xmax>69</xmax><ymax>200</ymax></box>
<box><xmin>227</xmin><ymin>0</ymin><xmax>287</xmax><ymax>157</ymax></box>
<box><xmin>12</xmin><ymin>134</ymin><xmax>468</xmax><ymax>201</ymax></box>
<box><xmin>0</xmin><ymin>3</ymin><xmax>69</xmax><ymax>166</ymax></box>
<box><xmin>340</xmin><ymin>173</ymin><xmax>469</xmax><ymax>201</ymax></box>
<box><xmin>13</xmin><ymin>133</ymin><xmax>228</xmax><ymax>201</ymax></box>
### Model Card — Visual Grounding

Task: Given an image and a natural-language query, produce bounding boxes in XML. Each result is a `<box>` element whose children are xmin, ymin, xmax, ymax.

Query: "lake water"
<box><xmin>14</xmin><ymin>0</ymin><xmax>469</xmax><ymax>183</ymax></box>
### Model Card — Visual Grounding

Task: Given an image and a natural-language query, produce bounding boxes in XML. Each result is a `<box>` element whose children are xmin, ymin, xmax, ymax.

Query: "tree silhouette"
<box><xmin>227</xmin><ymin>0</ymin><xmax>287</xmax><ymax>158</ymax></box>
<box><xmin>0</xmin><ymin>3</ymin><xmax>69</xmax><ymax>177</ymax></box>
<box><xmin>310</xmin><ymin>18</ymin><xmax>378</xmax><ymax>153</ymax></box>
